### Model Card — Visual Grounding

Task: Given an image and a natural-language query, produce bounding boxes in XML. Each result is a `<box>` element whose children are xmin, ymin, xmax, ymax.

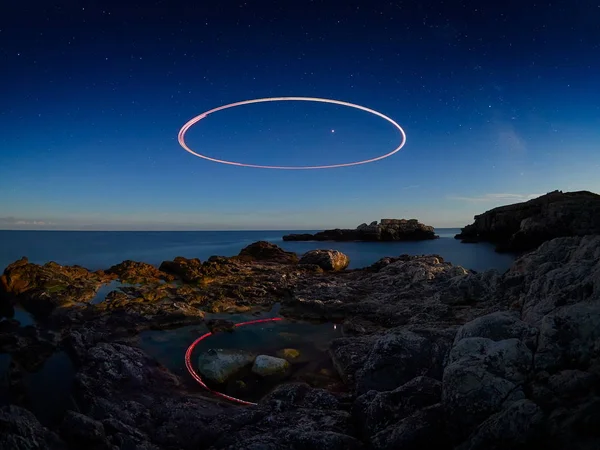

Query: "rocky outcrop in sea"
<box><xmin>1</xmin><ymin>234</ymin><xmax>599</xmax><ymax>449</ymax></box>
<box><xmin>455</xmin><ymin>190</ymin><xmax>600</xmax><ymax>252</ymax></box>
<box><xmin>283</xmin><ymin>218</ymin><xmax>438</xmax><ymax>242</ymax></box>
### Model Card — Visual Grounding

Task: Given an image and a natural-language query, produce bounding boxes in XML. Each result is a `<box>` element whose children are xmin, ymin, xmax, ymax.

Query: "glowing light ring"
<box><xmin>178</xmin><ymin>97</ymin><xmax>407</xmax><ymax>169</ymax></box>
<box><xmin>185</xmin><ymin>317</ymin><xmax>284</xmax><ymax>406</ymax></box>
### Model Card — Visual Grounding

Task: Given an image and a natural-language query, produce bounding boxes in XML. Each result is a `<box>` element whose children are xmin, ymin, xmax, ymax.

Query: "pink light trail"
<box><xmin>178</xmin><ymin>97</ymin><xmax>407</xmax><ymax>170</ymax></box>
<box><xmin>185</xmin><ymin>317</ymin><xmax>283</xmax><ymax>406</ymax></box>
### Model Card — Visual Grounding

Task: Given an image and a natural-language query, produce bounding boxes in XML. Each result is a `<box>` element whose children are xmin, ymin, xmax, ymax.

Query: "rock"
<box><xmin>0</xmin><ymin>258</ymin><xmax>113</xmax><ymax>318</ymax></box>
<box><xmin>158</xmin><ymin>256</ymin><xmax>203</xmax><ymax>282</ymax></box>
<box><xmin>442</xmin><ymin>337</ymin><xmax>532</xmax><ymax>440</ymax></box>
<box><xmin>299</xmin><ymin>249</ymin><xmax>350</xmax><ymax>271</ymax></box>
<box><xmin>276</xmin><ymin>348</ymin><xmax>301</xmax><ymax>361</ymax></box>
<box><xmin>283</xmin><ymin>218</ymin><xmax>438</xmax><ymax>242</ymax></box>
<box><xmin>353</xmin><ymin>328</ymin><xmax>454</xmax><ymax>394</ymax></box>
<box><xmin>455</xmin><ymin>190</ymin><xmax>600</xmax><ymax>252</ymax></box>
<box><xmin>237</xmin><ymin>241</ymin><xmax>298</xmax><ymax>264</ymax></box>
<box><xmin>353</xmin><ymin>376</ymin><xmax>442</xmax><ymax>439</ymax></box>
<box><xmin>369</xmin><ymin>403</ymin><xmax>447</xmax><ymax>450</ymax></box>
<box><xmin>456</xmin><ymin>399</ymin><xmax>545</xmax><ymax>450</ymax></box>
<box><xmin>59</xmin><ymin>411</ymin><xmax>110</xmax><ymax>450</ymax></box>
<box><xmin>206</xmin><ymin>319</ymin><xmax>236</xmax><ymax>333</ymax></box>
<box><xmin>261</xmin><ymin>382</ymin><xmax>341</xmax><ymax>410</ymax></box>
<box><xmin>534</xmin><ymin>303</ymin><xmax>600</xmax><ymax>374</ymax></box>
<box><xmin>105</xmin><ymin>260</ymin><xmax>173</xmax><ymax>284</ymax></box>
<box><xmin>251</xmin><ymin>354</ymin><xmax>290</xmax><ymax>377</ymax></box>
<box><xmin>453</xmin><ymin>311</ymin><xmax>538</xmax><ymax>349</ymax></box>
<box><xmin>197</xmin><ymin>349</ymin><xmax>256</xmax><ymax>384</ymax></box>
<box><xmin>0</xmin><ymin>405</ymin><xmax>66</xmax><ymax>449</ymax></box>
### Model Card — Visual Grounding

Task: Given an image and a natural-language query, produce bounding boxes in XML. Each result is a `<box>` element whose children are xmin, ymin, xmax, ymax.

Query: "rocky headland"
<box><xmin>283</xmin><ymin>218</ymin><xmax>438</xmax><ymax>242</ymax></box>
<box><xmin>0</xmin><ymin>235</ymin><xmax>599</xmax><ymax>449</ymax></box>
<box><xmin>455</xmin><ymin>190</ymin><xmax>600</xmax><ymax>252</ymax></box>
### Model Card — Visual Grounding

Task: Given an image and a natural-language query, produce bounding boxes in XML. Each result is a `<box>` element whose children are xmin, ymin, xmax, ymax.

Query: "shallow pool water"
<box><xmin>0</xmin><ymin>350</ymin><xmax>76</xmax><ymax>426</ymax></box>
<box><xmin>138</xmin><ymin>310</ymin><xmax>344</xmax><ymax>403</ymax></box>
<box><xmin>90</xmin><ymin>280</ymin><xmax>140</xmax><ymax>304</ymax></box>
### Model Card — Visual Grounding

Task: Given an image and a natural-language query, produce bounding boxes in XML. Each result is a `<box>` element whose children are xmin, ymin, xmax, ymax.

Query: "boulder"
<box><xmin>276</xmin><ymin>348</ymin><xmax>301</xmax><ymax>362</ymax></box>
<box><xmin>197</xmin><ymin>349</ymin><xmax>256</xmax><ymax>384</ymax></box>
<box><xmin>158</xmin><ymin>256</ymin><xmax>203</xmax><ymax>282</ymax></box>
<box><xmin>251</xmin><ymin>355</ymin><xmax>290</xmax><ymax>377</ymax></box>
<box><xmin>237</xmin><ymin>241</ymin><xmax>298</xmax><ymax>264</ymax></box>
<box><xmin>299</xmin><ymin>250</ymin><xmax>350</xmax><ymax>271</ymax></box>
<box><xmin>105</xmin><ymin>260</ymin><xmax>172</xmax><ymax>283</ymax></box>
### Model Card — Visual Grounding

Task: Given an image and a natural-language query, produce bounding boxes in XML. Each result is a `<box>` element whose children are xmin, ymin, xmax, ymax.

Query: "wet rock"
<box><xmin>299</xmin><ymin>250</ymin><xmax>350</xmax><ymax>271</ymax></box>
<box><xmin>106</xmin><ymin>260</ymin><xmax>173</xmax><ymax>283</ymax></box>
<box><xmin>0</xmin><ymin>405</ymin><xmax>66</xmax><ymax>449</ymax></box>
<box><xmin>0</xmin><ymin>258</ymin><xmax>113</xmax><ymax>318</ymax></box>
<box><xmin>237</xmin><ymin>241</ymin><xmax>299</xmax><ymax>264</ymax></box>
<box><xmin>59</xmin><ymin>410</ymin><xmax>110</xmax><ymax>450</ymax></box>
<box><xmin>353</xmin><ymin>376</ymin><xmax>442</xmax><ymax>439</ymax></box>
<box><xmin>159</xmin><ymin>256</ymin><xmax>203</xmax><ymax>282</ymax></box>
<box><xmin>251</xmin><ymin>354</ymin><xmax>290</xmax><ymax>377</ymax></box>
<box><xmin>206</xmin><ymin>319</ymin><xmax>236</xmax><ymax>334</ymax></box>
<box><xmin>456</xmin><ymin>399</ymin><xmax>545</xmax><ymax>450</ymax></box>
<box><xmin>276</xmin><ymin>348</ymin><xmax>301</xmax><ymax>362</ymax></box>
<box><xmin>198</xmin><ymin>349</ymin><xmax>256</xmax><ymax>384</ymax></box>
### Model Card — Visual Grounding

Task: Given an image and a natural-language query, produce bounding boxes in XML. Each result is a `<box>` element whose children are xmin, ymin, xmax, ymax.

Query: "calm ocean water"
<box><xmin>0</xmin><ymin>229</ymin><xmax>515</xmax><ymax>273</ymax></box>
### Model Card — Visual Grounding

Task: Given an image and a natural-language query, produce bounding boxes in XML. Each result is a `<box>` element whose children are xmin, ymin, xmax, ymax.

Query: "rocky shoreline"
<box><xmin>455</xmin><ymin>190</ymin><xmax>600</xmax><ymax>252</ymax></box>
<box><xmin>283</xmin><ymin>218</ymin><xmax>438</xmax><ymax>242</ymax></box>
<box><xmin>1</xmin><ymin>237</ymin><xmax>599</xmax><ymax>449</ymax></box>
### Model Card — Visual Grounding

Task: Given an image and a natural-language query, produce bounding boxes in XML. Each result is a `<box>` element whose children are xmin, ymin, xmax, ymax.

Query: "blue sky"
<box><xmin>1</xmin><ymin>1</ymin><xmax>599</xmax><ymax>230</ymax></box>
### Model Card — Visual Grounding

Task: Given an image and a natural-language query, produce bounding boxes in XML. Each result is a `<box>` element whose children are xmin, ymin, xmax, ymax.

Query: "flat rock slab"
<box><xmin>252</xmin><ymin>355</ymin><xmax>290</xmax><ymax>377</ymax></box>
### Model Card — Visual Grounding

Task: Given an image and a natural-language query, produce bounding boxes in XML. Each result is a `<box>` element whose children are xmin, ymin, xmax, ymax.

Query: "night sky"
<box><xmin>1</xmin><ymin>0</ymin><xmax>599</xmax><ymax>230</ymax></box>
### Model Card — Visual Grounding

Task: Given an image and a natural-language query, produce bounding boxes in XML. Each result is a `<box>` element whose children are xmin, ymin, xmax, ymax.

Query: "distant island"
<box><xmin>283</xmin><ymin>218</ymin><xmax>438</xmax><ymax>242</ymax></box>
<box><xmin>455</xmin><ymin>190</ymin><xmax>600</xmax><ymax>252</ymax></box>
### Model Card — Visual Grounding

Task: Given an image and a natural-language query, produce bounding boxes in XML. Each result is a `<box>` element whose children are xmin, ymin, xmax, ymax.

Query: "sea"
<box><xmin>0</xmin><ymin>229</ymin><xmax>515</xmax><ymax>274</ymax></box>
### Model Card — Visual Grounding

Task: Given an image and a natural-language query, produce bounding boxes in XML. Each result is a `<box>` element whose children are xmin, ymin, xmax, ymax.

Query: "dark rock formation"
<box><xmin>283</xmin><ymin>219</ymin><xmax>438</xmax><ymax>242</ymax></box>
<box><xmin>159</xmin><ymin>256</ymin><xmax>204</xmax><ymax>282</ymax></box>
<box><xmin>237</xmin><ymin>241</ymin><xmax>299</xmax><ymax>264</ymax></box>
<box><xmin>455</xmin><ymin>190</ymin><xmax>600</xmax><ymax>252</ymax></box>
<box><xmin>106</xmin><ymin>260</ymin><xmax>173</xmax><ymax>284</ymax></box>
<box><xmin>0</xmin><ymin>258</ymin><xmax>115</xmax><ymax>318</ymax></box>
<box><xmin>299</xmin><ymin>249</ymin><xmax>350</xmax><ymax>271</ymax></box>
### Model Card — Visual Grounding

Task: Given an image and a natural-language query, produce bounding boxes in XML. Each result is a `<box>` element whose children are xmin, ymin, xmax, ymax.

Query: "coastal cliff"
<box><xmin>283</xmin><ymin>218</ymin><xmax>438</xmax><ymax>242</ymax></box>
<box><xmin>455</xmin><ymin>190</ymin><xmax>600</xmax><ymax>252</ymax></box>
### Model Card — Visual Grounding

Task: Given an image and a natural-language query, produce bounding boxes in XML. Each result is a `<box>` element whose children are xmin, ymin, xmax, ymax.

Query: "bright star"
<box><xmin>331</xmin><ymin>129</ymin><xmax>335</xmax><ymax>133</ymax></box>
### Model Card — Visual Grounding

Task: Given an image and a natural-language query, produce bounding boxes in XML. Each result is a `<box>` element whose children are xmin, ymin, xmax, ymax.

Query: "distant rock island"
<box><xmin>283</xmin><ymin>218</ymin><xmax>438</xmax><ymax>242</ymax></box>
<box><xmin>455</xmin><ymin>190</ymin><xmax>600</xmax><ymax>252</ymax></box>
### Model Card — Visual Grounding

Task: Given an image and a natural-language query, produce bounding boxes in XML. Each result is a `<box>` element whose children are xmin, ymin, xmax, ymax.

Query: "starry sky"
<box><xmin>1</xmin><ymin>0</ymin><xmax>599</xmax><ymax>230</ymax></box>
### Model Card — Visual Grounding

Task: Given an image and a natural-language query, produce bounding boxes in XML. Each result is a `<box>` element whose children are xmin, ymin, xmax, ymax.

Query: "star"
<box><xmin>331</xmin><ymin>129</ymin><xmax>335</xmax><ymax>133</ymax></box>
